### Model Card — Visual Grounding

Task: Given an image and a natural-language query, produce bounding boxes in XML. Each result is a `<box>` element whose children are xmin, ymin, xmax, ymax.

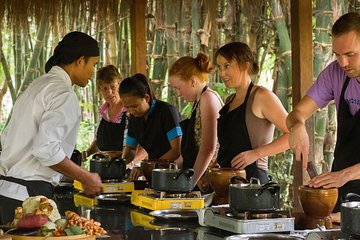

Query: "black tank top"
<box><xmin>217</xmin><ymin>82</ymin><xmax>268</xmax><ymax>184</ymax></box>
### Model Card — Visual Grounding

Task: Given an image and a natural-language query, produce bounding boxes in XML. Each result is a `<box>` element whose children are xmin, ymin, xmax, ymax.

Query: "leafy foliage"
<box><xmin>269</xmin><ymin>150</ymin><xmax>294</xmax><ymax>210</ymax></box>
<box><xmin>75</xmin><ymin>119</ymin><xmax>95</xmax><ymax>153</ymax></box>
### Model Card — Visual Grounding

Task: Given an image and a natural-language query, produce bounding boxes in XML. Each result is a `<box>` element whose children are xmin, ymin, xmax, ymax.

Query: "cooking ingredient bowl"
<box><xmin>207</xmin><ymin>168</ymin><xmax>246</xmax><ymax>204</ymax></box>
<box><xmin>298</xmin><ymin>185</ymin><xmax>338</xmax><ymax>218</ymax></box>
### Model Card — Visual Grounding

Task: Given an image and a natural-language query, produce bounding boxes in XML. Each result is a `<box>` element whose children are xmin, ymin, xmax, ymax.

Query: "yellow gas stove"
<box><xmin>131</xmin><ymin>188</ymin><xmax>204</xmax><ymax>211</ymax></box>
<box><xmin>74</xmin><ymin>180</ymin><xmax>135</xmax><ymax>208</ymax></box>
<box><xmin>74</xmin><ymin>179</ymin><xmax>135</xmax><ymax>193</ymax></box>
<box><xmin>130</xmin><ymin>209</ymin><xmax>164</xmax><ymax>229</ymax></box>
<box><xmin>74</xmin><ymin>192</ymin><xmax>98</xmax><ymax>207</ymax></box>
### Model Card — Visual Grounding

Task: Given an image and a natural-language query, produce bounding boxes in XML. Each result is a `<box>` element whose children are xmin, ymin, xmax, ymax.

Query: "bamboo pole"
<box><xmin>150</xmin><ymin>0</ymin><xmax>166</xmax><ymax>100</ymax></box>
<box><xmin>313</xmin><ymin>0</ymin><xmax>333</xmax><ymax>174</ymax></box>
<box><xmin>191</xmin><ymin>0</ymin><xmax>201</xmax><ymax>57</ymax></box>
<box><xmin>164</xmin><ymin>0</ymin><xmax>178</xmax><ymax>107</ymax></box>
<box><xmin>18</xmin><ymin>16</ymin><xmax>49</xmax><ymax>95</ymax></box>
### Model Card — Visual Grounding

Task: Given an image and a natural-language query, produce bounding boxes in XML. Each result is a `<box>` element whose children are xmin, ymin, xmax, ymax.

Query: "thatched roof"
<box><xmin>0</xmin><ymin>0</ymin><xmax>124</xmax><ymax>31</ymax></box>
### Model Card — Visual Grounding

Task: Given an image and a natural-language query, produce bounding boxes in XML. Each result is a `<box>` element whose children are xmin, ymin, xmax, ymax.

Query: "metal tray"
<box><xmin>149</xmin><ymin>209</ymin><xmax>198</xmax><ymax>222</ymax></box>
<box><xmin>225</xmin><ymin>234</ymin><xmax>304</xmax><ymax>240</ymax></box>
<box><xmin>96</xmin><ymin>193</ymin><xmax>131</xmax><ymax>203</ymax></box>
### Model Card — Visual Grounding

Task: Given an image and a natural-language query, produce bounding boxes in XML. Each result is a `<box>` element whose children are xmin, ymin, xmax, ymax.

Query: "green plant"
<box><xmin>268</xmin><ymin>149</ymin><xmax>294</xmax><ymax>210</ymax></box>
<box><xmin>212</xmin><ymin>82</ymin><xmax>235</xmax><ymax>101</ymax></box>
<box><xmin>75</xmin><ymin>119</ymin><xmax>95</xmax><ymax>152</ymax></box>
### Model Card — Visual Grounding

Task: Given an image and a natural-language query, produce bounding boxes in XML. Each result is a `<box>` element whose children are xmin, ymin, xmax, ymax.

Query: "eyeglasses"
<box><xmin>99</xmin><ymin>84</ymin><xmax>118</xmax><ymax>92</ymax></box>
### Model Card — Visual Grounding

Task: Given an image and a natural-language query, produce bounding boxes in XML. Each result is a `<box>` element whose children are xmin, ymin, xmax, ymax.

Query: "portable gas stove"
<box><xmin>131</xmin><ymin>188</ymin><xmax>204</xmax><ymax>211</ymax></box>
<box><xmin>73</xmin><ymin>179</ymin><xmax>137</xmax><ymax>208</ymax></box>
<box><xmin>74</xmin><ymin>179</ymin><xmax>135</xmax><ymax>193</ymax></box>
<box><xmin>130</xmin><ymin>209</ymin><xmax>165</xmax><ymax>229</ymax></box>
<box><xmin>199</xmin><ymin>206</ymin><xmax>294</xmax><ymax>234</ymax></box>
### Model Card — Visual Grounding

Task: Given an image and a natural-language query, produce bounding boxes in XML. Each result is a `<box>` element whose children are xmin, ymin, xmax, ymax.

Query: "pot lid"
<box><xmin>230</xmin><ymin>183</ymin><xmax>263</xmax><ymax>189</ymax></box>
<box><xmin>341</xmin><ymin>201</ymin><xmax>360</xmax><ymax>208</ymax></box>
<box><xmin>152</xmin><ymin>163</ymin><xmax>179</xmax><ymax>172</ymax></box>
<box><xmin>91</xmin><ymin>157</ymin><xmax>108</xmax><ymax>162</ymax></box>
<box><xmin>230</xmin><ymin>177</ymin><xmax>262</xmax><ymax>189</ymax></box>
<box><xmin>92</xmin><ymin>153</ymin><xmax>111</xmax><ymax>161</ymax></box>
<box><xmin>152</xmin><ymin>168</ymin><xmax>180</xmax><ymax>173</ymax></box>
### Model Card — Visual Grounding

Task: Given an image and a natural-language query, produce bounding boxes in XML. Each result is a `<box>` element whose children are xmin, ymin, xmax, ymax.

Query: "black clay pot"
<box><xmin>152</xmin><ymin>164</ymin><xmax>195</xmax><ymax>193</ymax></box>
<box><xmin>229</xmin><ymin>176</ymin><xmax>280</xmax><ymax>213</ymax></box>
<box><xmin>140</xmin><ymin>159</ymin><xmax>174</xmax><ymax>182</ymax></box>
<box><xmin>90</xmin><ymin>154</ymin><xmax>127</xmax><ymax>180</ymax></box>
<box><xmin>341</xmin><ymin>193</ymin><xmax>360</xmax><ymax>237</ymax></box>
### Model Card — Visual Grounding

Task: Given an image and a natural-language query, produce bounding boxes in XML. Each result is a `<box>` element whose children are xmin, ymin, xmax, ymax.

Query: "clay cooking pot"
<box><xmin>298</xmin><ymin>185</ymin><xmax>338</xmax><ymax>218</ymax></box>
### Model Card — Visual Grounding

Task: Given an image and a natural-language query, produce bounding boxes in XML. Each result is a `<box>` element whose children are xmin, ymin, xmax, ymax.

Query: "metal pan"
<box><xmin>95</xmin><ymin>193</ymin><xmax>131</xmax><ymax>204</ymax></box>
<box><xmin>149</xmin><ymin>209</ymin><xmax>198</xmax><ymax>222</ymax></box>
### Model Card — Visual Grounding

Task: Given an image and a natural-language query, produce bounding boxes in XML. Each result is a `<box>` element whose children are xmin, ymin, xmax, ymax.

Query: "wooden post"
<box><xmin>128</xmin><ymin>0</ymin><xmax>147</xmax><ymax>76</ymax></box>
<box><xmin>290</xmin><ymin>0</ymin><xmax>314</xmax><ymax>212</ymax></box>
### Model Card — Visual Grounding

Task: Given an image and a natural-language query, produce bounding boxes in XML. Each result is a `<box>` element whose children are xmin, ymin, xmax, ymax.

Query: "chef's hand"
<box><xmin>129</xmin><ymin>167</ymin><xmax>143</xmax><ymax>181</ymax></box>
<box><xmin>289</xmin><ymin>123</ymin><xmax>309</xmax><ymax>168</ymax></box>
<box><xmin>81</xmin><ymin>172</ymin><xmax>103</xmax><ymax>196</ymax></box>
<box><xmin>231</xmin><ymin>150</ymin><xmax>259</xmax><ymax>170</ymax></box>
<box><xmin>308</xmin><ymin>170</ymin><xmax>347</xmax><ymax>189</ymax></box>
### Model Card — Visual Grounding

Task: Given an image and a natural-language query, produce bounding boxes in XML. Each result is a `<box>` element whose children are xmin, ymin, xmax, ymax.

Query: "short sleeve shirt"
<box><xmin>307</xmin><ymin>60</ymin><xmax>360</xmax><ymax>116</ymax></box>
<box><xmin>125</xmin><ymin>100</ymin><xmax>182</xmax><ymax>159</ymax></box>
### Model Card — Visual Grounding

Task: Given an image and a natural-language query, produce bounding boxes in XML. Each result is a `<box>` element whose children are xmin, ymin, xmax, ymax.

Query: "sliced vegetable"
<box><xmin>64</xmin><ymin>228</ymin><xmax>74</xmax><ymax>236</ymax></box>
<box><xmin>54</xmin><ymin>218</ymin><xmax>67</xmax><ymax>228</ymax></box>
<box><xmin>69</xmin><ymin>225</ymin><xmax>84</xmax><ymax>235</ymax></box>
<box><xmin>44</xmin><ymin>231</ymin><xmax>54</xmax><ymax>237</ymax></box>
<box><xmin>43</xmin><ymin>220</ymin><xmax>56</xmax><ymax>230</ymax></box>
<box><xmin>39</xmin><ymin>226</ymin><xmax>54</xmax><ymax>236</ymax></box>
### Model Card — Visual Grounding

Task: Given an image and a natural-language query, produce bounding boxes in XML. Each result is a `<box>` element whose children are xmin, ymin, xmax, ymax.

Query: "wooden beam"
<box><xmin>290</xmin><ymin>0</ymin><xmax>314</xmax><ymax>213</ymax></box>
<box><xmin>129</xmin><ymin>0</ymin><xmax>147</xmax><ymax>76</ymax></box>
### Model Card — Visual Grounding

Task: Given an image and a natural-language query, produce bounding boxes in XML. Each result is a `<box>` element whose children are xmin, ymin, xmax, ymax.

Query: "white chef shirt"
<box><xmin>0</xmin><ymin>66</ymin><xmax>81</xmax><ymax>201</ymax></box>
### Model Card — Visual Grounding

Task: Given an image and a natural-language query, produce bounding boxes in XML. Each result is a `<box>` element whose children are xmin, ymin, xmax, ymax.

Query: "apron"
<box><xmin>332</xmin><ymin>76</ymin><xmax>360</xmax><ymax>212</ymax></box>
<box><xmin>180</xmin><ymin>86</ymin><xmax>208</xmax><ymax>169</ymax></box>
<box><xmin>0</xmin><ymin>175</ymin><xmax>54</xmax><ymax>224</ymax></box>
<box><xmin>96</xmin><ymin>112</ymin><xmax>127</xmax><ymax>151</ymax></box>
<box><xmin>217</xmin><ymin>82</ymin><xmax>268</xmax><ymax>184</ymax></box>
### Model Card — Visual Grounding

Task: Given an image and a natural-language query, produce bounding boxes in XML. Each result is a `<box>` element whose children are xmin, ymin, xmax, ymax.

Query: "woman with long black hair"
<box><xmin>120</xmin><ymin>73</ymin><xmax>182</xmax><ymax>180</ymax></box>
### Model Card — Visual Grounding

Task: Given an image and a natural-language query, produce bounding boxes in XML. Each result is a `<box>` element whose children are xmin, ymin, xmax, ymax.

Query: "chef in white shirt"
<box><xmin>0</xmin><ymin>31</ymin><xmax>103</xmax><ymax>224</ymax></box>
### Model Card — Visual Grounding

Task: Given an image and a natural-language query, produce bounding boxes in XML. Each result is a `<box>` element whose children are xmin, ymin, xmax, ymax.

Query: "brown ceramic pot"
<box><xmin>298</xmin><ymin>185</ymin><xmax>338</xmax><ymax>218</ymax></box>
<box><xmin>207</xmin><ymin>168</ymin><xmax>246</xmax><ymax>204</ymax></box>
<box><xmin>140</xmin><ymin>159</ymin><xmax>174</xmax><ymax>182</ymax></box>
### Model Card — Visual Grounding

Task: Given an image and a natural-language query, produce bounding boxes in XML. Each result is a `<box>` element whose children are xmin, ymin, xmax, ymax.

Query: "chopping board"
<box><xmin>5</xmin><ymin>234</ymin><xmax>95</xmax><ymax>240</ymax></box>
